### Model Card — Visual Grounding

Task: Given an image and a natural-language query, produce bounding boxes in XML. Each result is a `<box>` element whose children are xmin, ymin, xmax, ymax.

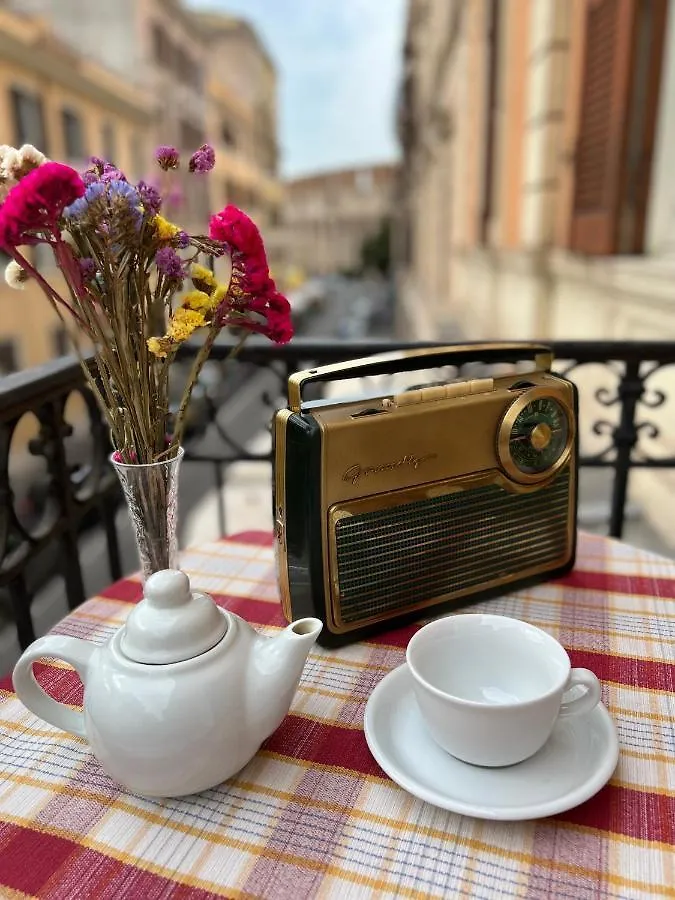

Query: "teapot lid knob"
<box><xmin>121</xmin><ymin>569</ymin><xmax>228</xmax><ymax>664</ymax></box>
<box><xmin>144</xmin><ymin>570</ymin><xmax>191</xmax><ymax>608</ymax></box>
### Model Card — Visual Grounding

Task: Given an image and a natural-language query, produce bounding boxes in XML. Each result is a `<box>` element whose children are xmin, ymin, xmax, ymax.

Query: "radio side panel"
<box><xmin>274</xmin><ymin>411</ymin><xmax>326</xmax><ymax>623</ymax></box>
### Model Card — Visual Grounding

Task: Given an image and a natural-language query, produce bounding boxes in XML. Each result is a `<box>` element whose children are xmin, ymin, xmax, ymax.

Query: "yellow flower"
<box><xmin>153</xmin><ymin>215</ymin><xmax>181</xmax><ymax>241</ymax></box>
<box><xmin>211</xmin><ymin>284</ymin><xmax>228</xmax><ymax>306</ymax></box>
<box><xmin>190</xmin><ymin>263</ymin><xmax>216</xmax><ymax>290</ymax></box>
<box><xmin>183</xmin><ymin>290</ymin><xmax>213</xmax><ymax>312</ymax></box>
<box><xmin>168</xmin><ymin>308</ymin><xmax>205</xmax><ymax>342</ymax></box>
<box><xmin>146</xmin><ymin>336</ymin><xmax>172</xmax><ymax>359</ymax></box>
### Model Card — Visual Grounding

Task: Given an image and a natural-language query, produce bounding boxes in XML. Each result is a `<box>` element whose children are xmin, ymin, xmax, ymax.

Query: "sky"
<box><xmin>187</xmin><ymin>0</ymin><xmax>407</xmax><ymax>179</ymax></box>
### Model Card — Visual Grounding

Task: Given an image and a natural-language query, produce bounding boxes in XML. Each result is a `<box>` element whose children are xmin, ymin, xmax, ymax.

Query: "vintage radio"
<box><xmin>272</xmin><ymin>343</ymin><xmax>577</xmax><ymax>647</ymax></box>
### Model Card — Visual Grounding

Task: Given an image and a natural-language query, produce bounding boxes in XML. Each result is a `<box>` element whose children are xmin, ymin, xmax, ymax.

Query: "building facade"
<box><xmin>0</xmin><ymin>1</ymin><xmax>282</xmax><ymax>373</ymax></box>
<box><xmin>282</xmin><ymin>164</ymin><xmax>398</xmax><ymax>276</ymax></box>
<box><xmin>0</xmin><ymin>6</ymin><xmax>153</xmax><ymax>373</ymax></box>
<box><xmin>196</xmin><ymin>13</ymin><xmax>282</xmax><ymax>252</ymax></box>
<box><xmin>7</xmin><ymin>0</ymin><xmax>281</xmax><ymax>234</ymax></box>
<box><xmin>396</xmin><ymin>0</ymin><xmax>675</xmax><ymax>545</ymax></box>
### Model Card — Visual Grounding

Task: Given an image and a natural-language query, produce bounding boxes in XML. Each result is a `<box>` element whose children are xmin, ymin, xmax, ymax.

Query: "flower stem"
<box><xmin>167</xmin><ymin>328</ymin><xmax>249</xmax><ymax>454</ymax></box>
<box><xmin>11</xmin><ymin>248</ymin><xmax>88</xmax><ymax>328</ymax></box>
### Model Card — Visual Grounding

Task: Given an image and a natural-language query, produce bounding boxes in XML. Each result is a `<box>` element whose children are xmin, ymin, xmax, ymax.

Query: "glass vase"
<box><xmin>110</xmin><ymin>447</ymin><xmax>184</xmax><ymax>582</ymax></box>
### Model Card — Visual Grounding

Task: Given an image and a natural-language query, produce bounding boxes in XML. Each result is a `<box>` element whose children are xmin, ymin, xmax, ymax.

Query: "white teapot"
<box><xmin>12</xmin><ymin>569</ymin><xmax>322</xmax><ymax>798</ymax></box>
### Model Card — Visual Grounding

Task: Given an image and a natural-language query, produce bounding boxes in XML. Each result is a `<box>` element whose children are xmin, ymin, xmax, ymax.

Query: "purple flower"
<box><xmin>155</xmin><ymin>246</ymin><xmax>184</xmax><ymax>280</ymax></box>
<box><xmin>100</xmin><ymin>163</ymin><xmax>127</xmax><ymax>183</ymax></box>
<box><xmin>107</xmin><ymin>179</ymin><xmax>142</xmax><ymax>230</ymax></box>
<box><xmin>137</xmin><ymin>180</ymin><xmax>162</xmax><ymax>216</ymax></box>
<box><xmin>188</xmin><ymin>144</ymin><xmax>216</xmax><ymax>174</ymax></box>
<box><xmin>82</xmin><ymin>171</ymin><xmax>98</xmax><ymax>187</ymax></box>
<box><xmin>64</xmin><ymin>182</ymin><xmax>106</xmax><ymax>218</ymax></box>
<box><xmin>176</xmin><ymin>230</ymin><xmax>190</xmax><ymax>248</ymax></box>
<box><xmin>79</xmin><ymin>257</ymin><xmax>96</xmax><ymax>281</ymax></box>
<box><xmin>155</xmin><ymin>145</ymin><xmax>180</xmax><ymax>171</ymax></box>
<box><xmin>88</xmin><ymin>156</ymin><xmax>106</xmax><ymax>173</ymax></box>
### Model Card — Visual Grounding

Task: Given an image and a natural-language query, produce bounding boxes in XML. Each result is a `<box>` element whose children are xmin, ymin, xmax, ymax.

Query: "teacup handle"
<box><xmin>559</xmin><ymin>667</ymin><xmax>602</xmax><ymax>718</ymax></box>
<box><xmin>12</xmin><ymin>635</ymin><xmax>96</xmax><ymax>739</ymax></box>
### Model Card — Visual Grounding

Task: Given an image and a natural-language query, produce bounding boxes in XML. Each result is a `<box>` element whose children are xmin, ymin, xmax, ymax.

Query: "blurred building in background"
<box><xmin>395</xmin><ymin>0</ymin><xmax>675</xmax><ymax>543</ymax></box>
<box><xmin>281</xmin><ymin>164</ymin><xmax>398</xmax><ymax>276</ymax></box>
<box><xmin>195</xmin><ymin>12</ymin><xmax>284</xmax><ymax>271</ymax></box>
<box><xmin>0</xmin><ymin>5</ymin><xmax>152</xmax><ymax>372</ymax></box>
<box><xmin>0</xmin><ymin>0</ymin><xmax>282</xmax><ymax>372</ymax></box>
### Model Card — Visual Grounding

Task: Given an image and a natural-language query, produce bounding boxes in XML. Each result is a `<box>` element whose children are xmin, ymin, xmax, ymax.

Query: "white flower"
<box><xmin>1</xmin><ymin>147</ymin><xmax>19</xmax><ymax>178</ymax></box>
<box><xmin>4</xmin><ymin>144</ymin><xmax>46</xmax><ymax>181</ymax></box>
<box><xmin>4</xmin><ymin>260</ymin><xmax>29</xmax><ymax>290</ymax></box>
<box><xmin>0</xmin><ymin>144</ymin><xmax>13</xmax><ymax>167</ymax></box>
<box><xmin>0</xmin><ymin>145</ymin><xmax>17</xmax><ymax>200</ymax></box>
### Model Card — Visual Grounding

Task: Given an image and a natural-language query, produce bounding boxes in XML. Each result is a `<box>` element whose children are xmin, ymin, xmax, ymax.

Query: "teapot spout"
<box><xmin>249</xmin><ymin>617</ymin><xmax>322</xmax><ymax>740</ymax></box>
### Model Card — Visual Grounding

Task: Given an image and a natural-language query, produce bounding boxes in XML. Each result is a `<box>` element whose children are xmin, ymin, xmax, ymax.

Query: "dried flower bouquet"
<box><xmin>0</xmin><ymin>142</ymin><xmax>292</xmax><ymax>577</ymax></box>
<box><xmin>0</xmin><ymin>141</ymin><xmax>292</xmax><ymax>464</ymax></box>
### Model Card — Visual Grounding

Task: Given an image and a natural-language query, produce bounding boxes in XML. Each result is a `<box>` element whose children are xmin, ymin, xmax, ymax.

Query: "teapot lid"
<box><xmin>121</xmin><ymin>570</ymin><xmax>228</xmax><ymax>664</ymax></box>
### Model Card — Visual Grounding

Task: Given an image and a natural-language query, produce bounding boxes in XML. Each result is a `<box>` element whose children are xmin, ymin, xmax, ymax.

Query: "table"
<box><xmin>1</xmin><ymin>530</ymin><xmax>674</xmax><ymax>899</ymax></box>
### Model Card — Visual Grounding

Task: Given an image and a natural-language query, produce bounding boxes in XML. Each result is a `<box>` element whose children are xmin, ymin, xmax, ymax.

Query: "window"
<box><xmin>221</xmin><ymin>124</ymin><xmax>236</xmax><ymax>148</ymax></box>
<box><xmin>10</xmin><ymin>87</ymin><xmax>47</xmax><ymax>152</ymax></box>
<box><xmin>53</xmin><ymin>326</ymin><xmax>69</xmax><ymax>358</ymax></box>
<box><xmin>102</xmin><ymin>122</ymin><xmax>116</xmax><ymax>163</ymax></box>
<box><xmin>569</xmin><ymin>0</ymin><xmax>668</xmax><ymax>254</ymax></box>
<box><xmin>179</xmin><ymin>119</ymin><xmax>204</xmax><ymax>150</ymax></box>
<box><xmin>62</xmin><ymin>109</ymin><xmax>85</xmax><ymax>161</ymax></box>
<box><xmin>152</xmin><ymin>24</ymin><xmax>171</xmax><ymax>66</ymax></box>
<box><xmin>0</xmin><ymin>340</ymin><xmax>18</xmax><ymax>376</ymax></box>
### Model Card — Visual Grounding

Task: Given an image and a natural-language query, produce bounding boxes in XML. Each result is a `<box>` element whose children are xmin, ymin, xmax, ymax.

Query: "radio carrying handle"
<box><xmin>287</xmin><ymin>342</ymin><xmax>554</xmax><ymax>412</ymax></box>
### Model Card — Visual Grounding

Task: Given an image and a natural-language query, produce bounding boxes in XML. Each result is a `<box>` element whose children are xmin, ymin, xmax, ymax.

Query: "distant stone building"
<box><xmin>282</xmin><ymin>164</ymin><xmax>399</xmax><ymax>276</ymax></box>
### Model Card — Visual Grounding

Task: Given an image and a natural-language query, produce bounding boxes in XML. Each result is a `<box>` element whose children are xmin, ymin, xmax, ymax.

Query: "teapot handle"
<box><xmin>12</xmin><ymin>635</ymin><xmax>96</xmax><ymax>739</ymax></box>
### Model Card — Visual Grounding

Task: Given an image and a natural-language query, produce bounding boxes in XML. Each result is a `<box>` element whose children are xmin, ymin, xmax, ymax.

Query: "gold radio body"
<box><xmin>272</xmin><ymin>343</ymin><xmax>577</xmax><ymax>647</ymax></box>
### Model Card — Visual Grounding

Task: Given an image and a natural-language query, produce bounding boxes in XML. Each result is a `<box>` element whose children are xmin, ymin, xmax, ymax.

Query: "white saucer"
<box><xmin>363</xmin><ymin>664</ymin><xmax>619</xmax><ymax>821</ymax></box>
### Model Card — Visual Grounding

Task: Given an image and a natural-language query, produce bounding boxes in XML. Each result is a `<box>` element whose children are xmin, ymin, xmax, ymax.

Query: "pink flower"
<box><xmin>188</xmin><ymin>144</ymin><xmax>215</xmax><ymax>174</ymax></box>
<box><xmin>0</xmin><ymin>162</ymin><xmax>85</xmax><ymax>250</ymax></box>
<box><xmin>155</xmin><ymin>145</ymin><xmax>180</xmax><ymax>171</ymax></box>
<box><xmin>264</xmin><ymin>309</ymin><xmax>294</xmax><ymax>343</ymax></box>
<box><xmin>266</xmin><ymin>290</ymin><xmax>291</xmax><ymax>315</ymax></box>
<box><xmin>209</xmin><ymin>205</ymin><xmax>266</xmax><ymax>258</ymax></box>
<box><xmin>209</xmin><ymin>204</ymin><xmax>293</xmax><ymax>344</ymax></box>
<box><xmin>221</xmin><ymin>283</ymin><xmax>294</xmax><ymax>344</ymax></box>
<box><xmin>239</xmin><ymin>253</ymin><xmax>270</xmax><ymax>293</ymax></box>
<box><xmin>229</xmin><ymin>309</ymin><xmax>293</xmax><ymax>344</ymax></box>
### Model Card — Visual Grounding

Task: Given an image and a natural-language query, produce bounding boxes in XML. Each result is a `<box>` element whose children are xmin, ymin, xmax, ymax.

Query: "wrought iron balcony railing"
<box><xmin>2</xmin><ymin>338</ymin><xmax>675</xmax><ymax>650</ymax></box>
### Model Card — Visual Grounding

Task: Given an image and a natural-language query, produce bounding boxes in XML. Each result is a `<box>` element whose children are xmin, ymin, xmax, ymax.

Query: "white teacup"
<box><xmin>406</xmin><ymin>613</ymin><xmax>602</xmax><ymax>767</ymax></box>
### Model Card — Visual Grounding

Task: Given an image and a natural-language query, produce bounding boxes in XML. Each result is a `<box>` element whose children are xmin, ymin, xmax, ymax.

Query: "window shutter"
<box><xmin>570</xmin><ymin>0</ymin><xmax>667</xmax><ymax>255</ymax></box>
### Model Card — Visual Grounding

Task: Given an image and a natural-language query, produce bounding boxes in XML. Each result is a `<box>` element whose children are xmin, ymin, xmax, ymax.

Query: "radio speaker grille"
<box><xmin>333</xmin><ymin>469</ymin><xmax>571</xmax><ymax>624</ymax></box>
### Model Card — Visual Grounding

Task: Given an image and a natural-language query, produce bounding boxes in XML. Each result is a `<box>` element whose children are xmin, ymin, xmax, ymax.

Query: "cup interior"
<box><xmin>407</xmin><ymin>615</ymin><xmax>569</xmax><ymax>705</ymax></box>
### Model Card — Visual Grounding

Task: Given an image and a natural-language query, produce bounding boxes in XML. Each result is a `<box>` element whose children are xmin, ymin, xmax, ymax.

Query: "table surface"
<box><xmin>1</xmin><ymin>530</ymin><xmax>675</xmax><ymax>899</ymax></box>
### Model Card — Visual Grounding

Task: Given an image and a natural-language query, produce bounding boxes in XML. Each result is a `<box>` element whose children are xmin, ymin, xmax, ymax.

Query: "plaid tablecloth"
<box><xmin>1</xmin><ymin>530</ymin><xmax>675</xmax><ymax>899</ymax></box>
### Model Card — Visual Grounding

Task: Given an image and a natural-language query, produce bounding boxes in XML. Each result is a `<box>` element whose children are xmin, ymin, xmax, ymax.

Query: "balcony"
<box><xmin>2</xmin><ymin>338</ymin><xmax>675</xmax><ymax>668</ymax></box>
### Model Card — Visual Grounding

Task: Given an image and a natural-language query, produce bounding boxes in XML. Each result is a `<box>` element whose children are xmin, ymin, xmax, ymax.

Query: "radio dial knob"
<box><xmin>529</xmin><ymin>422</ymin><xmax>552</xmax><ymax>451</ymax></box>
<box><xmin>498</xmin><ymin>391</ymin><xmax>572</xmax><ymax>483</ymax></box>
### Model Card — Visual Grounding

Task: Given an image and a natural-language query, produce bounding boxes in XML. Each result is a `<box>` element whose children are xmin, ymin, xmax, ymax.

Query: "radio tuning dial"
<box><xmin>498</xmin><ymin>391</ymin><xmax>572</xmax><ymax>483</ymax></box>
